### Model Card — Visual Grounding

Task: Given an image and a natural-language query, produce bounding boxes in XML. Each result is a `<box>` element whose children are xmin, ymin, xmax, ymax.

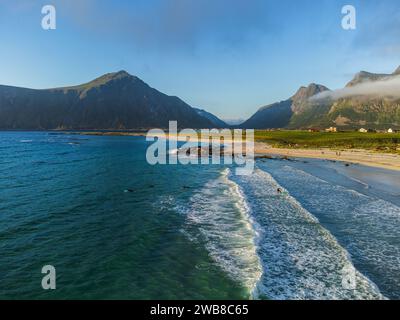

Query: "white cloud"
<box><xmin>310</xmin><ymin>75</ymin><xmax>400</xmax><ymax>101</ymax></box>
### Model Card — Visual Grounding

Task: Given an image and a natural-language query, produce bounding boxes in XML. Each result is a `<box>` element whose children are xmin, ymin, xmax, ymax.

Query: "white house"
<box><xmin>359</xmin><ymin>128</ymin><xmax>368</xmax><ymax>133</ymax></box>
<box><xmin>388</xmin><ymin>128</ymin><xmax>394</xmax><ymax>133</ymax></box>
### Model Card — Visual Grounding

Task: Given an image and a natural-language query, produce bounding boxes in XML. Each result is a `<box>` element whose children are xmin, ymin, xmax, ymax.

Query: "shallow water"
<box><xmin>1</xmin><ymin>132</ymin><xmax>399</xmax><ymax>299</ymax></box>
<box><xmin>259</xmin><ymin>159</ymin><xmax>400</xmax><ymax>299</ymax></box>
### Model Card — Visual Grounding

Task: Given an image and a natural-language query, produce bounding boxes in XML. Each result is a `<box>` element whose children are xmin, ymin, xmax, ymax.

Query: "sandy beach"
<box><xmin>254</xmin><ymin>142</ymin><xmax>400</xmax><ymax>172</ymax></box>
<box><xmin>74</xmin><ymin>131</ymin><xmax>400</xmax><ymax>172</ymax></box>
<box><xmin>156</xmin><ymin>132</ymin><xmax>400</xmax><ymax>172</ymax></box>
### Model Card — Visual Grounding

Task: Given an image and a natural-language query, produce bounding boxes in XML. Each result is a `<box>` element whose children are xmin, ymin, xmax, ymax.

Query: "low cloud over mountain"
<box><xmin>241</xmin><ymin>65</ymin><xmax>400</xmax><ymax>130</ymax></box>
<box><xmin>311</xmin><ymin>68</ymin><xmax>400</xmax><ymax>101</ymax></box>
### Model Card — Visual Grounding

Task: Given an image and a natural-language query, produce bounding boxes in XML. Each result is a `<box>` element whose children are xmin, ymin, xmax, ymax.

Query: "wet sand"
<box><xmin>254</xmin><ymin>142</ymin><xmax>400</xmax><ymax>172</ymax></box>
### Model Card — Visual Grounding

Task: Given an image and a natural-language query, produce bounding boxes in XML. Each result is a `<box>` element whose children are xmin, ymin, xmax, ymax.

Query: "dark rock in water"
<box><xmin>185</xmin><ymin>148</ymin><xmax>195</xmax><ymax>156</ymax></box>
<box><xmin>345</xmin><ymin>163</ymin><xmax>350</xmax><ymax>167</ymax></box>
<box><xmin>281</xmin><ymin>156</ymin><xmax>295</xmax><ymax>161</ymax></box>
<box><xmin>255</xmin><ymin>155</ymin><xmax>274</xmax><ymax>160</ymax></box>
<box><xmin>124</xmin><ymin>189</ymin><xmax>134</xmax><ymax>193</ymax></box>
<box><xmin>48</xmin><ymin>132</ymin><xmax>64</xmax><ymax>136</ymax></box>
<box><xmin>179</xmin><ymin>145</ymin><xmax>249</xmax><ymax>159</ymax></box>
<box><xmin>182</xmin><ymin>145</ymin><xmax>227</xmax><ymax>157</ymax></box>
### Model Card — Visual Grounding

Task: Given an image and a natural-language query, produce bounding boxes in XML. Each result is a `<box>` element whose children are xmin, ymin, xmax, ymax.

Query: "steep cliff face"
<box><xmin>240</xmin><ymin>83</ymin><xmax>330</xmax><ymax>129</ymax></box>
<box><xmin>241</xmin><ymin>66</ymin><xmax>400</xmax><ymax>129</ymax></box>
<box><xmin>290</xmin><ymin>84</ymin><xmax>330</xmax><ymax>114</ymax></box>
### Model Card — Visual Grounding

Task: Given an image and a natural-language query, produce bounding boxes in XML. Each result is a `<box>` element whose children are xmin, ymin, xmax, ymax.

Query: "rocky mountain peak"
<box><xmin>393</xmin><ymin>66</ymin><xmax>400</xmax><ymax>75</ymax></box>
<box><xmin>291</xmin><ymin>83</ymin><xmax>329</xmax><ymax>103</ymax></box>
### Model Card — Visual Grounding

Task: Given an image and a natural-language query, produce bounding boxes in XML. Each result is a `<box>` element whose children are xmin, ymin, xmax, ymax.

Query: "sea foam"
<box><xmin>230</xmin><ymin>168</ymin><xmax>385</xmax><ymax>300</ymax></box>
<box><xmin>181</xmin><ymin>168</ymin><xmax>263</xmax><ymax>298</ymax></box>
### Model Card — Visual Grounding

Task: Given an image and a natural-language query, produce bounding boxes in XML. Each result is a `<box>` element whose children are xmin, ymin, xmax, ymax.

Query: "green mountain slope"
<box><xmin>0</xmin><ymin>71</ymin><xmax>214</xmax><ymax>130</ymax></box>
<box><xmin>240</xmin><ymin>83</ymin><xmax>330</xmax><ymax>129</ymax></box>
<box><xmin>242</xmin><ymin>66</ymin><xmax>400</xmax><ymax>130</ymax></box>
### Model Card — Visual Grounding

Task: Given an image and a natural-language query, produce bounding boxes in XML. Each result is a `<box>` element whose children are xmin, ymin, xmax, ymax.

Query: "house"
<box><xmin>325</xmin><ymin>127</ymin><xmax>337</xmax><ymax>133</ymax></box>
<box><xmin>359</xmin><ymin>128</ymin><xmax>368</xmax><ymax>133</ymax></box>
<box><xmin>388</xmin><ymin>128</ymin><xmax>394</xmax><ymax>133</ymax></box>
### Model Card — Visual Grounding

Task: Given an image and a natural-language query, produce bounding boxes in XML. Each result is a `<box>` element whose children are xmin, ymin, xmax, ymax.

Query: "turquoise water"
<box><xmin>0</xmin><ymin>132</ymin><xmax>399</xmax><ymax>299</ymax></box>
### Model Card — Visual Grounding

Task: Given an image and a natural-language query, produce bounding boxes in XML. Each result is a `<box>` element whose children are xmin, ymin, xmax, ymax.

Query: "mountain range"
<box><xmin>240</xmin><ymin>66</ymin><xmax>400</xmax><ymax>130</ymax></box>
<box><xmin>1</xmin><ymin>67</ymin><xmax>400</xmax><ymax>130</ymax></box>
<box><xmin>0</xmin><ymin>71</ymin><xmax>225</xmax><ymax>130</ymax></box>
<box><xmin>194</xmin><ymin>108</ymin><xmax>228</xmax><ymax>128</ymax></box>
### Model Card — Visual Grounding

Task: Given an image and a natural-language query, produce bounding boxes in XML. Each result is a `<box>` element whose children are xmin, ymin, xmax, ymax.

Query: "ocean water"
<box><xmin>0</xmin><ymin>132</ymin><xmax>399</xmax><ymax>300</ymax></box>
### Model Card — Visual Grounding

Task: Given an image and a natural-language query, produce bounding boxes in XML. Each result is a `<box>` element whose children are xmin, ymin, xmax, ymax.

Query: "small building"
<box><xmin>359</xmin><ymin>128</ymin><xmax>368</xmax><ymax>133</ymax></box>
<box><xmin>388</xmin><ymin>128</ymin><xmax>394</xmax><ymax>133</ymax></box>
<box><xmin>325</xmin><ymin>127</ymin><xmax>337</xmax><ymax>133</ymax></box>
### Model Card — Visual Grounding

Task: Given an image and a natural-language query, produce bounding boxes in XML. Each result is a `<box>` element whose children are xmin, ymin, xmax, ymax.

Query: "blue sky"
<box><xmin>0</xmin><ymin>0</ymin><xmax>399</xmax><ymax>119</ymax></box>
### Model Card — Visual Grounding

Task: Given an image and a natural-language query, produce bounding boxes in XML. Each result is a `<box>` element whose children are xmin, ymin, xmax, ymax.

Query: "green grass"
<box><xmin>254</xmin><ymin>130</ymin><xmax>400</xmax><ymax>153</ymax></box>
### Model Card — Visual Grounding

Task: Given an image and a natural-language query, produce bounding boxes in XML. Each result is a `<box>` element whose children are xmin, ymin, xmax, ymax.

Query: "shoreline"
<box><xmin>153</xmin><ymin>132</ymin><xmax>400</xmax><ymax>172</ymax></box>
<box><xmin>253</xmin><ymin>142</ymin><xmax>400</xmax><ymax>172</ymax></box>
<box><xmin>63</xmin><ymin>131</ymin><xmax>400</xmax><ymax>172</ymax></box>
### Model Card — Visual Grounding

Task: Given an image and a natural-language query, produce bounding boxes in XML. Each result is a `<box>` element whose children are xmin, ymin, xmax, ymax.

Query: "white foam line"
<box><xmin>183</xmin><ymin>168</ymin><xmax>263</xmax><ymax>298</ymax></box>
<box><xmin>231</xmin><ymin>166</ymin><xmax>386</xmax><ymax>300</ymax></box>
<box><xmin>223</xmin><ymin>169</ymin><xmax>264</xmax><ymax>299</ymax></box>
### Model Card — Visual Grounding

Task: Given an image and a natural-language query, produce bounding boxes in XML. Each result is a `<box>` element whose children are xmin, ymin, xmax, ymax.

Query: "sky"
<box><xmin>0</xmin><ymin>0</ymin><xmax>399</xmax><ymax>119</ymax></box>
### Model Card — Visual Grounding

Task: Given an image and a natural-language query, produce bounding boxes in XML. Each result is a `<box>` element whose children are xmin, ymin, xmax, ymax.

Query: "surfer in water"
<box><xmin>277</xmin><ymin>188</ymin><xmax>289</xmax><ymax>197</ymax></box>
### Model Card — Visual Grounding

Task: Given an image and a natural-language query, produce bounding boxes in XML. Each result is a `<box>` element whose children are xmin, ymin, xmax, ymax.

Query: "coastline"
<box><xmin>2</xmin><ymin>130</ymin><xmax>400</xmax><ymax>299</ymax></box>
<box><xmin>254</xmin><ymin>142</ymin><xmax>400</xmax><ymax>172</ymax></box>
<box><xmin>149</xmin><ymin>132</ymin><xmax>400</xmax><ymax>172</ymax></box>
<box><xmin>65</xmin><ymin>131</ymin><xmax>400</xmax><ymax>172</ymax></box>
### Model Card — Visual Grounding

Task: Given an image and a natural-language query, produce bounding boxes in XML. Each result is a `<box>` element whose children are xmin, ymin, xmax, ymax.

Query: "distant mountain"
<box><xmin>239</xmin><ymin>100</ymin><xmax>293</xmax><ymax>129</ymax></box>
<box><xmin>0</xmin><ymin>71</ymin><xmax>214</xmax><ymax>130</ymax></box>
<box><xmin>346</xmin><ymin>70</ymin><xmax>394</xmax><ymax>87</ymax></box>
<box><xmin>223</xmin><ymin>118</ymin><xmax>246</xmax><ymax>126</ymax></box>
<box><xmin>325</xmin><ymin>67</ymin><xmax>400</xmax><ymax>129</ymax></box>
<box><xmin>193</xmin><ymin>108</ymin><xmax>228</xmax><ymax>128</ymax></box>
<box><xmin>287</xmin><ymin>84</ymin><xmax>332</xmax><ymax>129</ymax></box>
<box><xmin>241</xmin><ymin>66</ymin><xmax>400</xmax><ymax>130</ymax></box>
<box><xmin>240</xmin><ymin>83</ymin><xmax>329</xmax><ymax>129</ymax></box>
<box><xmin>345</xmin><ymin>64</ymin><xmax>400</xmax><ymax>88</ymax></box>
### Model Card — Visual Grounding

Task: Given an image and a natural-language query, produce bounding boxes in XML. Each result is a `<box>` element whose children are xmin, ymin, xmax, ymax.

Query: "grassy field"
<box><xmin>254</xmin><ymin>130</ymin><xmax>400</xmax><ymax>153</ymax></box>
